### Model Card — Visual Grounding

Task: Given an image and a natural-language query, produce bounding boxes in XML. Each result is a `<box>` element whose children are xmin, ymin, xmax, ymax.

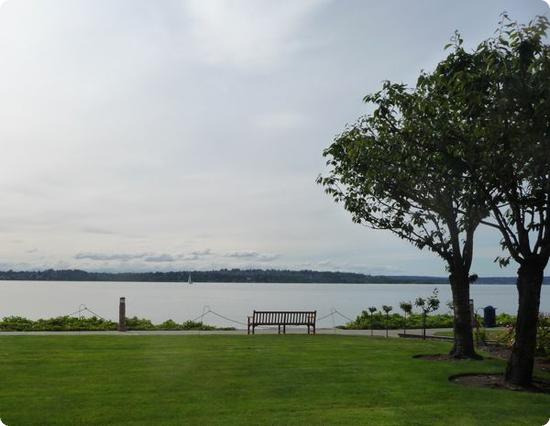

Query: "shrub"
<box><xmin>537</xmin><ymin>314</ymin><xmax>550</xmax><ymax>357</ymax></box>
<box><xmin>158</xmin><ymin>319</ymin><xmax>180</xmax><ymax>330</ymax></box>
<box><xmin>126</xmin><ymin>316</ymin><xmax>156</xmax><ymax>330</ymax></box>
<box><xmin>181</xmin><ymin>321</ymin><xmax>216</xmax><ymax>330</ymax></box>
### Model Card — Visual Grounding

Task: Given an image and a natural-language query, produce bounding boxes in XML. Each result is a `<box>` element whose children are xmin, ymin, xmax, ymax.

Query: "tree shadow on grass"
<box><xmin>412</xmin><ymin>354</ymin><xmax>484</xmax><ymax>361</ymax></box>
<box><xmin>449</xmin><ymin>373</ymin><xmax>550</xmax><ymax>394</ymax></box>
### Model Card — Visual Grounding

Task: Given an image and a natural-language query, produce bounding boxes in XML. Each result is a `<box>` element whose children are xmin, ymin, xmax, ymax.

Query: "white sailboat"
<box><xmin>188</xmin><ymin>274</ymin><xmax>193</xmax><ymax>285</ymax></box>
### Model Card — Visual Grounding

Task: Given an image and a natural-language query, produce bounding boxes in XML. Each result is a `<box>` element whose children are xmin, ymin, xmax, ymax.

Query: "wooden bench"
<box><xmin>247</xmin><ymin>310</ymin><xmax>316</xmax><ymax>335</ymax></box>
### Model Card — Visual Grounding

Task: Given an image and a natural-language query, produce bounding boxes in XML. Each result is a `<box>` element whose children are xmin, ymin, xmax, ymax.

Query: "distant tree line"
<box><xmin>0</xmin><ymin>268</ymin><xmax>547</xmax><ymax>284</ymax></box>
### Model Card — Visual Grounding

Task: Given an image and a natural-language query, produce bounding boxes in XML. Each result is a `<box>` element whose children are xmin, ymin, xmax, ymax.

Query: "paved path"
<box><xmin>0</xmin><ymin>328</ymin><xmax>454</xmax><ymax>337</ymax></box>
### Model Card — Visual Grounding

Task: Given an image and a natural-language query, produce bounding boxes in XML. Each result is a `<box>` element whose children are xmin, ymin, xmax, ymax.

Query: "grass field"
<box><xmin>0</xmin><ymin>335</ymin><xmax>548</xmax><ymax>425</ymax></box>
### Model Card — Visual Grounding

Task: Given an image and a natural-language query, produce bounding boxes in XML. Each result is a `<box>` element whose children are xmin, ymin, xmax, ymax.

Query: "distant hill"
<box><xmin>0</xmin><ymin>268</ymin><xmax>547</xmax><ymax>284</ymax></box>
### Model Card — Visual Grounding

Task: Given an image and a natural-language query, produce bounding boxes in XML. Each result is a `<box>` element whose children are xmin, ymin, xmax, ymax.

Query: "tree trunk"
<box><xmin>422</xmin><ymin>313</ymin><xmax>426</xmax><ymax>340</ymax></box>
<box><xmin>505</xmin><ymin>259</ymin><xmax>546</xmax><ymax>386</ymax></box>
<box><xmin>449</xmin><ymin>273</ymin><xmax>480</xmax><ymax>359</ymax></box>
<box><xmin>370</xmin><ymin>314</ymin><xmax>373</xmax><ymax>337</ymax></box>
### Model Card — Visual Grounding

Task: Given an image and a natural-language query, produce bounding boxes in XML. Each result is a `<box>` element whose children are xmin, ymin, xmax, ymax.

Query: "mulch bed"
<box><xmin>479</xmin><ymin>344</ymin><xmax>550</xmax><ymax>372</ymax></box>
<box><xmin>449</xmin><ymin>373</ymin><xmax>550</xmax><ymax>394</ymax></box>
<box><xmin>414</xmin><ymin>347</ymin><xmax>550</xmax><ymax>392</ymax></box>
<box><xmin>413</xmin><ymin>344</ymin><xmax>550</xmax><ymax>371</ymax></box>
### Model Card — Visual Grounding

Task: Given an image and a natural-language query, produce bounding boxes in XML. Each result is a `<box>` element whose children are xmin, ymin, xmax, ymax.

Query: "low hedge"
<box><xmin>344</xmin><ymin>311</ymin><xmax>516</xmax><ymax>330</ymax></box>
<box><xmin>0</xmin><ymin>315</ymin><xmax>233</xmax><ymax>331</ymax></box>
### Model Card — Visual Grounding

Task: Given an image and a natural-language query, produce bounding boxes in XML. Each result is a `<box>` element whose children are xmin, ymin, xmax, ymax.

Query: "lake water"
<box><xmin>0</xmin><ymin>281</ymin><xmax>548</xmax><ymax>328</ymax></box>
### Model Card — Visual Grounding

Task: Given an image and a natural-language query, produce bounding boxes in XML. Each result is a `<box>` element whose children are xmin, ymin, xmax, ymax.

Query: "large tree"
<box><xmin>443</xmin><ymin>15</ymin><xmax>550</xmax><ymax>386</ymax></box>
<box><xmin>320</xmin><ymin>14</ymin><xmax>550</xmax><ymax>384</ymax></box>
<box><xmin>318</xmin><ymin>63</ymin><xmax>487</xmax><ymax>358</ymax></box>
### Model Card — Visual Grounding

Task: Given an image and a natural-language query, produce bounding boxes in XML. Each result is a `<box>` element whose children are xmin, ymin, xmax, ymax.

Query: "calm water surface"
<box><xmin>0</xmin><ymin>281</ymin><xmax>548</xmax><ymax>328</ymax></box>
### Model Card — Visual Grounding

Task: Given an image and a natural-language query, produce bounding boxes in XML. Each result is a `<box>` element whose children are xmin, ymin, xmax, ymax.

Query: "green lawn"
<box><xmin>0</xmin><ymin>335</ymin><xmax>548</xmax><ymax>425</ymax></box>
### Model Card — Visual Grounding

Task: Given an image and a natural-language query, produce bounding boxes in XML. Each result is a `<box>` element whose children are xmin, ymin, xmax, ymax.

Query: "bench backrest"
<box><xmin>252</xmin><ymin>311</ymin><xmax>316</xmax><ymax>325</ymax></box>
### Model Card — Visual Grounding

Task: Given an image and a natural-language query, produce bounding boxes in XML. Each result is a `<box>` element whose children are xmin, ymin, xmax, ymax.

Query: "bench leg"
<box><xmin>283</xmin><ymin>324</ymin><xmax>286</xmax><ymax>334</ymax></box>
<box><xmin>278</xmin><ymin>325</ymin><xmax>281</xmax><ymax>334</ymax></box>
<box><xmin>252</xmin><ymin>325</ymin><xmax>255</xmax><ymax>335</ymax></box>
<box><xmin>307</xmin><ymin>325</ymin><xmax>310</xmax><ymax>335</ymax></box>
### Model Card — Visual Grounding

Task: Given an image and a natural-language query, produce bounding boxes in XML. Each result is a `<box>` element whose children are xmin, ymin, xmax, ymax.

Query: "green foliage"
<box><xmin>0</xmin><ymin>316</ymin><xmax>231</xmax><ymax>331</ymax></box>
<box><xmin>450</xmin><ymin>15</ymin><xmax>550</xmax><ymax>267</ymax></box>
<box><xmin>345</xmin><ymin>311</ymin><xmax>454</xmax><ymax>330</ymax></box>
<box><xmin>496</xmin><ymin>313</ymin><xmax>516</xmax><ymax>327</ymax></box>
<box><xmin>415</xmin><ymin>288</ymin><xmax>440</xmax><ymax>314</ymax></box>
<box><xmin>179</xmin><ymin>320</ymin><xmax>216</xmax><ymax>331</ymax></box>
<box><xmin>399</xmin><ymin>302</ymin><xmax>413</xmax><ymax>315</ymax></box>
<box><xmin>346</xmin><ymin>311</ymin><xmax>522</xmax><ymax>331</ymax></box>
<box><xmin>157</xmin><ymin>319</ymin><xmax>219</xmax><ymax>331</ymax></box>
<box><xmin>126</xmin><ymin>316</ymin><xmax>156</xmax><ymax>330</ymax></box>
<box><xmin>496</xmin><ymin>314</ymin><xmax>550</xmax><ymax>357</ymax></box>
<box><xmin>318</xmin><ymin>26</ymin><xmax>490</xmax><ymax>271</ymax></box>
<box><xmin>0</xmin><ymin>315</ymin><xmax>117</xmax><ymax>331</ymax></box>
<box><xmin>536</xmin><ymin>314</ymin><xmax>550</xmax><ymax>357</ymax></box>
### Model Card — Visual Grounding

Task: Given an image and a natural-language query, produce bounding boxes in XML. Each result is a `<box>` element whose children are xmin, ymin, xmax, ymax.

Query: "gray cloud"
<box><xmin>189</xmin><ymin>249</ymin><xmax>212</xmax><ymax>256</ymax></box>
<box><xmin>74</xmin><ymin>249</ymin><xmax>214</xmax><ymax>264</ymax></box>
<box><xmin>224</xmin><ymin>251</ymin><xmax>279</xmax><ymax>262</ymax></box>
<box><xmin>75</xmin><ymin>252</ymin><xmax>149</xmax><ymax>262</ymax></box>
<box><xmin>144</xmin><ymin>254</ymin><xmax>177</xmax><ymax>263</ymax></box>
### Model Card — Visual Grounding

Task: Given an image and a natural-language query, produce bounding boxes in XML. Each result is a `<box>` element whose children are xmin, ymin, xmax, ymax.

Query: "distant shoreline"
<box><xmin>0</xmin><ymin>269</ymin><xmax>547</xmax><ymax>285</ymax></box>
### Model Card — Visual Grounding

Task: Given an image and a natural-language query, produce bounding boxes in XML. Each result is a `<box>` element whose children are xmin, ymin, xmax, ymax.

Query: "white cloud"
<box><xmin>183</xmin><ymin>0</ymin><xmax>326</xmax><ymax>69</ymax></box>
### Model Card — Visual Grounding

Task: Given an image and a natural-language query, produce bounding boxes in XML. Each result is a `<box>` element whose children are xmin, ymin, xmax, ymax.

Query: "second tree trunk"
<box><xmin>505</xmin><ymin>259</ymin><xmax>546</xmax><ymax>386</ymax></box>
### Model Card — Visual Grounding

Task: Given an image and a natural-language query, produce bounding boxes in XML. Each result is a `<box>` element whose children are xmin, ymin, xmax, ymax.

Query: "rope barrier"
<box><xmin>317</xmin><ymin>310</ymin><xmax>336</xmax><ymax>321</ymax></box>
<box><xmin>206</xmin><ymin>310</ymin><xmax>247</xmax><ymax>326</ymax></box>
<box><xmin>189</xmin><ymin>312</ymin><xmax>208</xmax><ymax>322</ymax></box>
<box><xmin>84</xmin><ymin>307</ymin><xmax>107</xmax><ymax>320</ymax></box>
<box><xmin>317</xmin><ymin>309</ymin><xmax>355</xmax><ymax>323</ymax></box>
<box><xmin>63</xmin><ymin>302</ymin><xmax>355</xmax><ymax>328</ymax></box>
<box><xmin>189</xmin><ymin>306</ymin><xmax>212</xmax><ymax>323</ymax></box>
<box><xmin>65</xmin><ymin>305</ymin><xmax>106</xmax><ymax>320</ymax></box>
<box><xmin>188</xmin><ymin>307</ymin><xmax>247</xmax><ymax>326</ymax></box>
<box><xmin>187</xmin><ymin>307</ymin><xmax>355</xmax><ymax>328</ymax></box>
<box><xmin>65</xmin><ymin>308</ymin><xmax>85</xmax><ymax>318</ymax></box>
<box><xmin>333</xmin><ymin>309</ymin><xmax>355</xmax><ymax>323</ymax></box>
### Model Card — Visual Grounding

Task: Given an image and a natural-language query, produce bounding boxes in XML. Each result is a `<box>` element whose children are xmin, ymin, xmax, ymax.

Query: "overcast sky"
<box><xmin>0</xmin><ymin>0</ymin><xmax>548</xmax><ymax>276</ymax></box>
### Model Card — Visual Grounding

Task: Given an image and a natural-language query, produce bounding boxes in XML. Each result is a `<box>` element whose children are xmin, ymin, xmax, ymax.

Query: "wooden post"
<box><xmin>118</xmin><ymin>297</ymin><xmax>127</xmax><ymax>332</ymax></box>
